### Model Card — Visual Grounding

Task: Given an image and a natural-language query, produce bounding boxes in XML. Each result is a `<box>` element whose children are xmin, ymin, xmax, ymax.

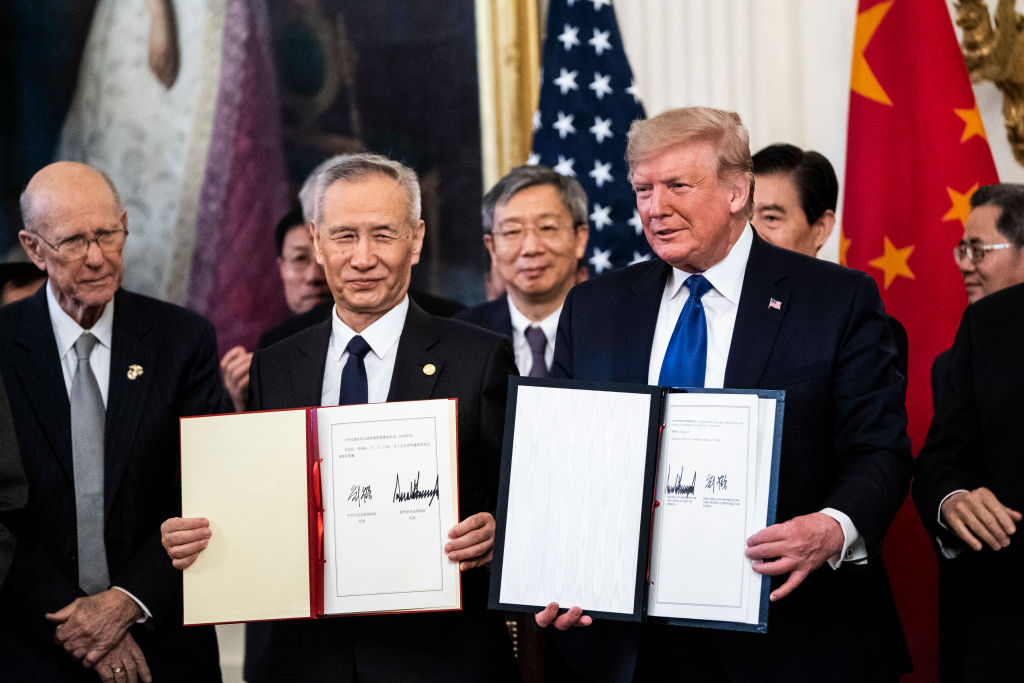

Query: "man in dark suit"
<box><xmin>913</xmin><ymin>282</ymin><xmax>1024</xmax><ymax>682</ymax></box>
<box><xmin>162</xmin><ymin>153</ymin><xmax>517</xmax><ymax>682</ymax></box>
<box><xmin>0</xmin><ymin>161</ymin><xmax>226</xmax><ymax>681</ymax></box>
<box><xmin>457</xmin><ymin>165</ymin><xmax>589</xmax><ymax>377</ymax></box>
<box><xmin>752</xmin><ymin>143</ymin><xmax>908</xmax><ymax>376</ymax></box>
<box><xmin>0</xmin><ymin>371</ymin><xmax>28</xmax><ymax>591</ymax></box>
<box><xmin>932</xmin><ymin>183</ymin><xmax>1024</xmax><ymax>405</ymax></box>
<box><xmin>537</xmin><ymin>107</ymin><xmax>911</xmax><ymax>681</ymax></box>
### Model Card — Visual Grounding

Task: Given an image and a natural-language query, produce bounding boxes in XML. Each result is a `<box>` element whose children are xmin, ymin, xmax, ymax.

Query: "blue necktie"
<box><xmin>659</xmin><ymin>274</ymin><xmax>713</xmax><ymax>388</ymax></box>
<box><xmin>338</xmin><ymin>335</ymin><xmax>372</xmax><ymax>405</ymax></box>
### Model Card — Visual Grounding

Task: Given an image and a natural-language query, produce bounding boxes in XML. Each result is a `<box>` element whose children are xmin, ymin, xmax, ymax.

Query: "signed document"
<box><xmin>180</xmin><ymin>399</ymin><xmax>459</xmax><ymax>625</ymax></box>
<box><xmin>318</xmin><ymin>401</ymin><xmax>459</xmax><ymax>615</ymax></box>
<box><xmin>646</xmin><ymin>391</ymin><xmax>778</xmax><ymax>629</ymax></box>
<box><xmin>490</xmin><ymin>378</ymin><xmax>782</xmax><ymax>632</ymax></box>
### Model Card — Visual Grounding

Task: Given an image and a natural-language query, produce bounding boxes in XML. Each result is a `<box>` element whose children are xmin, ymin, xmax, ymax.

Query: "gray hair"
<box><xmin>299</xmin><ymin>155</ymin><xmax>349</xmax><ymax>222</ymax></box>
<box><xmin>970</xmin><ymin>183</ymin><xmax>1024</xmax><ymax>244</ymax></box>
<box><xmin>313</xmin><ymin>153</ymin><xmax>421</xmax><ymax>228</ymax></box>
<box><xmin>20</xmin><ymin>168</ymin><xmax>124</xmax><ymax>234</ymax></box>
<box><xmin>481</xmin><ymin>165</ymin><xmax>588</xmax><ymax>234</ymax></box>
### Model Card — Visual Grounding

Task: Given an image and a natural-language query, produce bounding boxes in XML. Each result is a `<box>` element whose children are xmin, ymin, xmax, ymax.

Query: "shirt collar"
<box><xmin>330</xmin><ymin>295</ymin><xmax>409</xmax><ymax>360</ymax></box>
<box><xmin>506</xmin><ymin>297</ymin><xmax>563</xmax><ymax>341</ymax></box>
<box><xmin>665</xmin><ymin>224</ymin><xmax>753</xmax><ymax>305</ymax></box>
<box><xmin>46</xmin><ymin>281</ymin><xmax>115</xmax><ymax>359</ymax></box>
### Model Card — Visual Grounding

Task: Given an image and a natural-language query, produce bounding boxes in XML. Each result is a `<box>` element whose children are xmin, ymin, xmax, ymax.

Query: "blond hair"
<box><xmin>626</xmin><ymin>106</ymin><xmax>754</xmax><ymax>217</ymax></box>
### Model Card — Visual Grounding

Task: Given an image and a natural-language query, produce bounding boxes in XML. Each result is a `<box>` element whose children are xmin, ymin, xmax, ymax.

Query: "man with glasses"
<box><xmin>457</xmin><ymin>165</ymin><xmax>589</xmax><ymax>377</ymax></box>
<box><xmin>953</xmin><ymin>183</ymin><xmax>1024</xmax><ymax>305</ymax></box>
<box><xmin>934</xmin><ymin>184</ymin><xmax>1024</xmax><ymax>401</ymax></box>
<box><xmin>913</xmin><ymin>183</ymin><xmax>1024</xmax><ymax>681</ymax></box>
<box><xmin>0</xmin><ymin>161</ymin><xmax>227</xmax><ymax>682</ymax></box>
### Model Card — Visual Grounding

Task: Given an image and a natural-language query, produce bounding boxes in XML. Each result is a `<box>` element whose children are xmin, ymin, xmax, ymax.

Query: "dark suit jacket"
<box><xmin>0</xmin><ymin>370</ymin><xmax>27</xmax><ymax>590</ymax></box>
<box><xmin>931</xmin><ymin>347</ymin><xmax>952</xmax><ymax>409</ymax></box>
<box><xmin>550</xmin><ymin>233</ymin><xmax>912</xmax><ymax>682</ymax></box>
<box><xmin>242</xmin><ymin>301</ymin><xmax>517</xmax><ymax>683</ymax></box>
<box><xmin>0</xmin><ymin>287</ymin><xmax>227</xmax><ymax>681</ymax></box>
<box><xmin>913</xmin><ymin>282</ymin><xmax>1024</xmax><ymax>682</ymax></box>
<box><xmin>455</xmin><ymin>294</ymin><xmax>514</xmax><ymax>338</ymax></box>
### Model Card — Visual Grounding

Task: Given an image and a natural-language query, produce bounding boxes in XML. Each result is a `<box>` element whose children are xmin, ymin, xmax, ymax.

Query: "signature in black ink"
<box><xmin>348</xmin><ymin>484</ymin><xmax>373</xmax><ymax>507</ymax></box>
<box><xmin>705</xmin><ymin>474</ymin><xmax>728</xmax><ymax>493</ymax></box>
<box><xmin>393</xmin><ymin>471</ymin><xmax>439</xmax><ymax>507</ymax></box>
<box><xmin>666</xmin><ymin>467</ymin><xmax>697</xmax><ymax>496</ymax></box>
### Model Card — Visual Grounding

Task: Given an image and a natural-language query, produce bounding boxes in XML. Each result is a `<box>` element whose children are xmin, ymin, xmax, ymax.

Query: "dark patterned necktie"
<box><xmin>524</xmin><ymin>326</ymin><xmax>548</xmax><ymax>377</ymax></box>
<box><xmin>338</xmin><ymin>335</ymin><xmax>372</xmax><ymax>405</ymax></box>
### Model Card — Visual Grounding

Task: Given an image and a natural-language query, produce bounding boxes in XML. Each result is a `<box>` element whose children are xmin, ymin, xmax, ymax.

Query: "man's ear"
<box><xmin>728</xmin><ymin>172</ymin><xmax>752</xmax><ymax>215</ymax></box>
<box><xmin>18</xmin><ymin>231</ymin><xmax>48</xmax><ymax>272</ymax></box>
<box><xmin>409</xmin><ymin>219</ymin><xmax>426</xmax><ymax>266</ymax></box>
<box><xmin>812</xmin><ymin>210</ymin><xmax>836</xmax><ymax>252</ymax></box>
<box><xmin>310</xmin><ymin>222</ymin><xmax>325</xmax><ymax>266</ymax></box>
<box><xmin>573</xmin><ymin>223</ymin><xmax>590</xmax><ymax>260</ymax></box>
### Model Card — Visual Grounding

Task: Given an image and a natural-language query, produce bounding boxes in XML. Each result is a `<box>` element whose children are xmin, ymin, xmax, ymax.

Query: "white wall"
<box><xmin>615</xmin><ymin>0</ymin><xmax>1024</xmax><ymax>263</ymax></box>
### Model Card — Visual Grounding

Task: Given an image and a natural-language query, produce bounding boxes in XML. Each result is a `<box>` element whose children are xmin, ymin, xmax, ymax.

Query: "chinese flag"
<box><xmin>842</xmin><ymin>0</ymin><xmax>999</xmax><ymax>679</ymax></box>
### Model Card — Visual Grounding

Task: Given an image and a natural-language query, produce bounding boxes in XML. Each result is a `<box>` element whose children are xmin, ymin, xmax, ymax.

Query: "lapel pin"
<box><xmin>422</xmin><ymin>363</ymin><xmax>436</xmax><ymax>376</ymax></box>
<box><xmin>127</xmin><ymin>364</ymin><xmax>144</xmax><ymax>381</ymax></box>
<box><xmin>768</xmin><ymin>298</ymin><xmax>782</xmax><ymax>311</ymax></box>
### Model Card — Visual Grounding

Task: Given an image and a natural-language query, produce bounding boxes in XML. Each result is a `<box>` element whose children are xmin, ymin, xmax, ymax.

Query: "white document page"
<box><xmin>180</xmin><ymin>409</ymin><xmax>312</xmax><ymax>624</ymax></box>
<box><xmin>498</xmin><ymin>386</ymin><xmax>652</xmax><ymax>615</ymax></box>
<box><xmin>318</xmin><ymin>399</ymin><xmax>459</xmax><ymax>615</ymax></box>
<box><xmin>648</xmin><ymin>393</ymin><xmax>776</xmax><ymax>625</ymax></box>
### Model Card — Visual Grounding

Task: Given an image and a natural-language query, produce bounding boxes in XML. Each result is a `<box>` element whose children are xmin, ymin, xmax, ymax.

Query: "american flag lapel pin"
<box><xmin>768</xmin><ymin>298</ymin><xmax>782</xmax><ymax>311</ymax></box>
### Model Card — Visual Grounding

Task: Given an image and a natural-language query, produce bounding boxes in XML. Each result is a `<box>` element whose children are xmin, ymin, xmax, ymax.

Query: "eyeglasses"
<box><xmin>953</xmin><ymin>239</ymin><xmax>1017</xmax><ymax>264</ymax></box>
<box><xmin>280</xmin><ymin>253</ymin><xmax>315</xmax><ymax>269</ymax></box>
<box><xmin>490</xmin><ymin>224</ymin><xmax>576</xmax><ymax>248</ymax></box>
<box><xmin>32</xmin><ymin>228</ymin><xmax>128</xmax><ymax>261</ymax></box>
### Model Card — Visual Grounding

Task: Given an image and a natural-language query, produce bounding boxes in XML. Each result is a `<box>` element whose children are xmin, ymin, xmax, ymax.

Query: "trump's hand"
<box><xmin>745</xmin><ymin>512</ymin><xmax>844</xmax><ymax>601</ymax></box>
<box><xmin>160</xmin><ymin>517</ymin><xmax>211</xmax><ymax>570</ymax></box>
<box><xmin>95</xmin><ymin>632</ymin><xmax>152</xmax><ymax>683</ymax></box>
<box><xmin>46</xmin><ymin>589</ymin><xmax>141</xmax><ymax>668</ymax></box>
<box><xmin>444</xmin><ymin>512</ymin><xmax>495</xmax><ymax>570</ymax></box>
<box><xmin>941</xmin><ymin>487</ymin><xmax>1022</xmax><ymax>552</ymax></box>
<box><xmin>219</xmin><ymin>346</ymin><xmax>252</xmax><ymax>413</ymax></box>
<box><xmin>534</xmin><ymin>602</ymin><xmax>593</xmax><ymax>630</ymax></box>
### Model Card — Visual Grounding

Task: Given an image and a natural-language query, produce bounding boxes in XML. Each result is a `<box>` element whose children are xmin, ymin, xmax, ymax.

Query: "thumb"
<box><xmin>45</xmin><ymin>605</ymin><xmax>72</xmax><ymax>623</ymax></box>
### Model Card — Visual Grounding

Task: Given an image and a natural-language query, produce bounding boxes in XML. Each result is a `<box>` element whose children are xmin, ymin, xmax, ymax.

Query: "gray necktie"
<box><xmin>71</xmin><ymin>333</ymin><xmax>109</xmax><ymax>594</ymax></box>
<box><xmin>524</xmin><ymin>326</ymin><xmax>548</xmax><ymax>378</ymax></box>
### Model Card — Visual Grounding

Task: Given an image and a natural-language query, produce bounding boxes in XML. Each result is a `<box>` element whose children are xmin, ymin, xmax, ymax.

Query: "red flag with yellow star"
<box><xmin>842</xmin><ymin>0</ymin><xmax>998</xmax><ymax>678</ymax></box>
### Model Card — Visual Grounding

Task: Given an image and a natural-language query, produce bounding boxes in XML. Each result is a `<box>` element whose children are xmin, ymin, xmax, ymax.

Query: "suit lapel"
<box><xmin>494</xmin><ymin>295</ymin><xmax>513</xmax><ymax>339</ymax></box>
<box><xmin>12</xmin><ymin>287</ymin><xmax>74</xmax><ymax>482</ymax></box>
<box><xmin>623</xmin><ymin>260</ymin><xmax>670</xmax><ymax>382</ymax></box>
<box><xmin>387</xmin><ymin>302</ymin><xmax>442</xmax><ymax>402</ymax></box>
<box><xmin>291</xmin><ymin>320</ymin><xmax>332</xmax><ymax>407</ymax></box>
<box><xmin>724</xmin><ymin>234</ymin><xmax>792</xmax><ymax>388</ymax></box>
<box><xmin>105</xmin><ymin>290</ymin><xmax>154</xmax><ymax>511</ymax></box>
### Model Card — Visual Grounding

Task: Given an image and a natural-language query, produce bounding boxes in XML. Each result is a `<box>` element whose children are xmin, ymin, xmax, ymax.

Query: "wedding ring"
<box><xmin>111</xmin><ymin>667</ymin><xmax>124</xmax><ymax>674</ymax></box>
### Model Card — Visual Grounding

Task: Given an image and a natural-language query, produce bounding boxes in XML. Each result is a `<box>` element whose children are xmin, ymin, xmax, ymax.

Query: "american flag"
<box><xmin>529</xmin><ymin>0</ymin><xmax>648</xmax><ymax>275</ymax></box>
<box><xmin>769</xmin><ymin>298</ymin><xmax>782</xmax><ymax>310</ymax></box>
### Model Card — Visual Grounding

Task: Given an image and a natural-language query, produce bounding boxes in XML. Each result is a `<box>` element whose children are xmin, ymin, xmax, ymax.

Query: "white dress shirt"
<box><xmin>646</xmin><ymin>225</ymin><xmax>865</xmax><ymax>568</ymax></box>
<box><xmin>48</xmin><ymin>282</ymin><xmax>114</xmax><ymax>405</ymax></box>
<box><xmin>46</xmin><ymin>283</ymin><xmax>151</xmax><ymax>618</ymax></box>
<box><xmin>321</xmin><ymin>296</ymin><xmax>409</xmax><ymax>406</ymax></box>
<box><xmin>507</xmin><ymin>299</ymin><xmax>561</xmax><ymax>376</ymax></box>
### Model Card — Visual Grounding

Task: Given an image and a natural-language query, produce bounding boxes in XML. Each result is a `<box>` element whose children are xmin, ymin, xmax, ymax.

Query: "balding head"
<box><xmin>21</xmin><ymin>162</ymin><xmax>123</xmax><ymax>235</ymax></box>
<box><xmin>18</xmin><ymin>162</ymin><xmax>128</xmax><ymax>327</ymax></box>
